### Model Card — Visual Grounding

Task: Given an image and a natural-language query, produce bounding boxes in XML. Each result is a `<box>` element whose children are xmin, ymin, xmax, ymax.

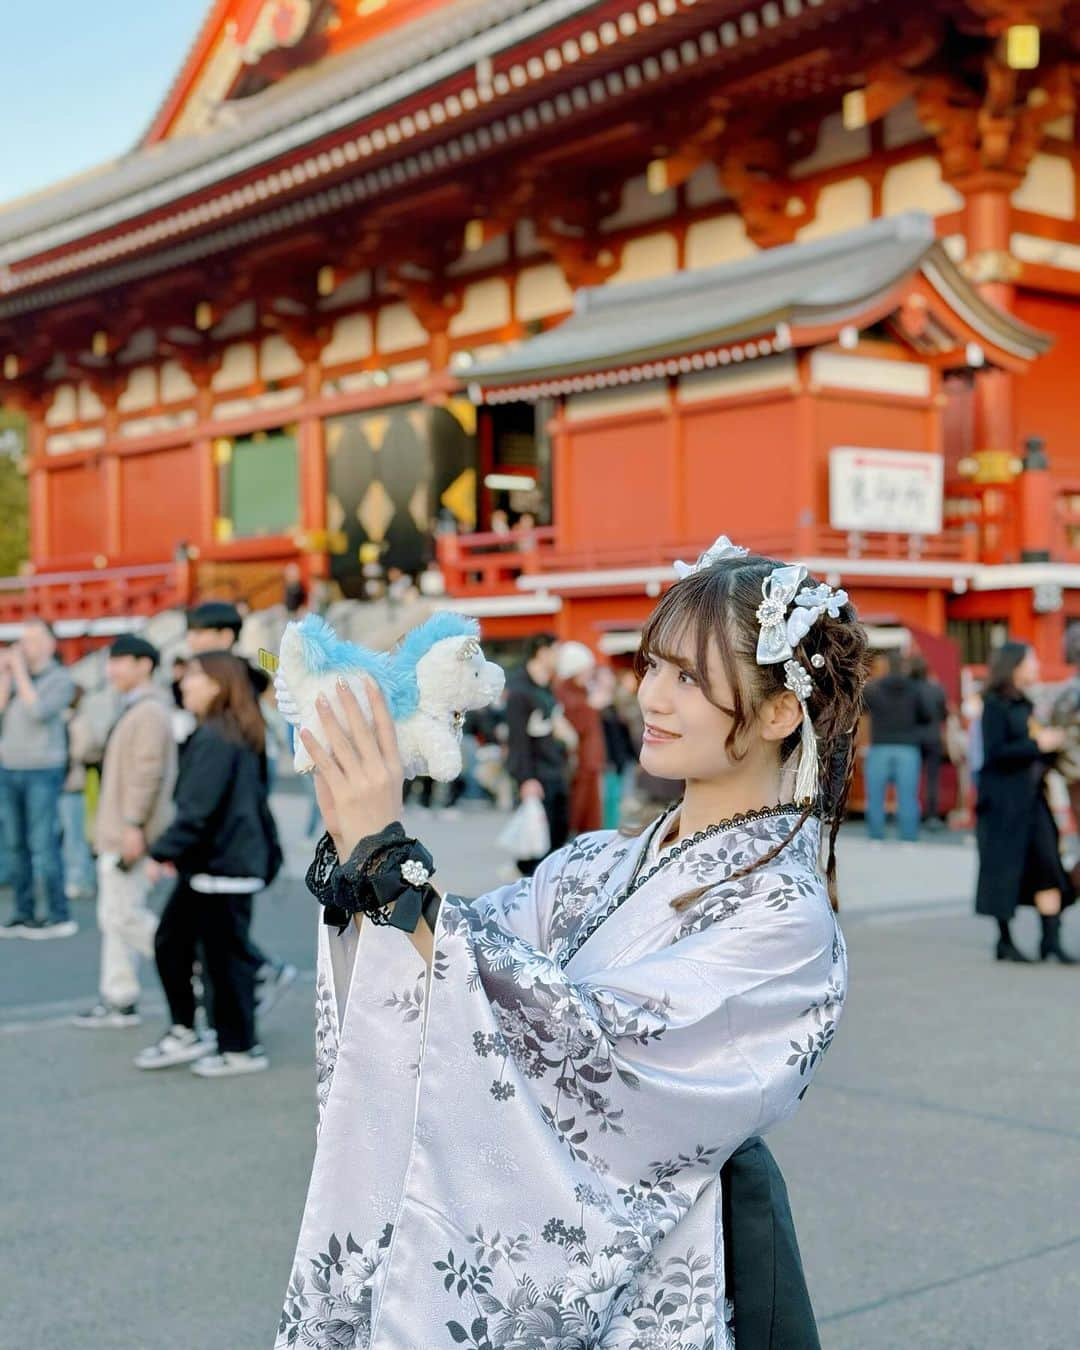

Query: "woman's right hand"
<box><xmin>1036</xmin><ymin>726</ymin><xmax>1066</xmax><ymax>753</ymax></box>
<box><xmin>312</xmin><ymin>769</ymin><xmax>346</xmax><ymax>859</ymax></box>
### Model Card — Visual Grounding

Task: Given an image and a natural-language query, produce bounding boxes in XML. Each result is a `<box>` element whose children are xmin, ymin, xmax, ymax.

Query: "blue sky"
<box><xmin>2</xmin><ymin>1</ymin><xmax>211</xmax><ymax>204</ymax></box>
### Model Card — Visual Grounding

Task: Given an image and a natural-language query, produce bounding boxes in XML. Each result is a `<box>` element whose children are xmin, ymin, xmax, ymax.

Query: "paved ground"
<box><xmin>1</xmin><ymin>797</ymin><xmax>1078</xmax><ymax>1350</ymax></box>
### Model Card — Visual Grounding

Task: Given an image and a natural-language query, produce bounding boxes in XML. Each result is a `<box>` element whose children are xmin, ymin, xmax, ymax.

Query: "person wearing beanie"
<box><xmin>75</xmin><ymin>634</ymin><xmax>178</xmax><ymax>1027</ymax></box>
<box><xmin>555</xmin><ymin>641</ymin><xmax>605</xmax><ymax>836</ymax></box>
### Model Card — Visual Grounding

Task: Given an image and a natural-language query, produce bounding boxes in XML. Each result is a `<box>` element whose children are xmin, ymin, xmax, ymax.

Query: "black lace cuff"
<box><xmin>306</xmin><ymin>825</ymin><xmax>438</xmax><ymax>934</ymax></box>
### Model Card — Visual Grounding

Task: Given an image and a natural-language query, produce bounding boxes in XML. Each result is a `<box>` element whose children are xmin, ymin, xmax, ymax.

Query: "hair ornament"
<box><xmin>795</xmin><ymin>582</ymin><xmax>849</xmax><ymax>619</ymax></box>
<box><xmin>783</xmin><ymin>660</ymin><xmax>820</xmax><ymax>803</ymax></box>
<box><xmin>673</xmin><ymin>533</ymin><xmax>750</xmax><ymax>580</ymax></box>
<box><xmin>784</xmin><ymin>659</ymin><xmax>814</xmax><ymax>701</ymax></box>
<box><xmin>754</xmin><ymin>565</ymin><xmax>808</xmax><ymax>664</ymax></box>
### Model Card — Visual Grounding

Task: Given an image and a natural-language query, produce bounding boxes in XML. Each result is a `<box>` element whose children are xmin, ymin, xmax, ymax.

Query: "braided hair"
<box><xmin>633</xmin><ymin>554</ymin><xmax>870</xmax><ymax>911</ymax></box>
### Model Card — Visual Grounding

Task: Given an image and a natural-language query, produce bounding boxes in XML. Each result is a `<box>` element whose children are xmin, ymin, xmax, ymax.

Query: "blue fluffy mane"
<box><xmin>392</xmin><ymin>612</ymin><xmax>480</xmax><ymax>669</ymax></box>
<box><xmin>295</xmin><ymin>613</ymin><xmax>479</xmax><ymax>721</ymax></box>
<box><xmin>296</xmin><ymin>614</ymin><xmax>383</xmax><ymax>677</ymax></box>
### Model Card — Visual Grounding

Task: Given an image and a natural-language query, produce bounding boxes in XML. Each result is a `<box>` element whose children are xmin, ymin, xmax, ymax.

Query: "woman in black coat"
<box><xmin>975</xmin><ymin>642</ymin><xmax>1075</xmax><ymax>962</ymax></box>
<box><xmin>139</xmin><ymin>651</ymin><xmax>283</xmax><ymax>1075</ymax></box>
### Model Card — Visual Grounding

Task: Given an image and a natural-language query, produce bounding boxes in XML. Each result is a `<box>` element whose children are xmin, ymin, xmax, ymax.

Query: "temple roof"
<box><xmin>0</xmin><ymin>0</ymin><xmax>586</xmax><ymax>263</ymax></box>
<box><xmin>469</xmin><ymin>214</ymin><xmax>1052</xmax><ymax>397</ymax></box>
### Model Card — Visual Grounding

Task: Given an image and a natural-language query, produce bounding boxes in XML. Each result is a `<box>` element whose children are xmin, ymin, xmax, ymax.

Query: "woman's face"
<box><xmin>180</xmin><ymin>661</ymin><xmax>220</xmax><ymax>717</ymax></box>
<box><xmin>637</xmin><ymin>630</ymin><xmax>747</xmax><ymax>783</ymax></box>
<box><xmin>1014</xmin><ymin>649</ymin><xmax>1039</xmax><ymax>689</ymax></box>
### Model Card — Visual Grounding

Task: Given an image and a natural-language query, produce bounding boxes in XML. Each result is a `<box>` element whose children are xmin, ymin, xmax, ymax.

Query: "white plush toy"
<box><xmin>273</xmin><ymin>612</ymin><xmax>504</xmax><ymax>782</ymax></box>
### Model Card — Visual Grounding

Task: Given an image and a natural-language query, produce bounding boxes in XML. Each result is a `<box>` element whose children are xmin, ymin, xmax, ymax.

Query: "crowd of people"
<box><xmin>860</xmin><ymin>637</ymin><xmax>1080</xmax><ymax>962</ymax></box>
<box><xmin>3</xmin><ymin>598</ymin><xmax>1076</xmax><ymax>1082</ymax></box>
<box><xmin>0</xmin><ymin>610</ymin><xmax>664</xmax><ymax>1078</ymax></box>
<box><xmin>0</xmin><ymin>605</ymin><xmax>294</xmax><ymax>1077</ymax></box>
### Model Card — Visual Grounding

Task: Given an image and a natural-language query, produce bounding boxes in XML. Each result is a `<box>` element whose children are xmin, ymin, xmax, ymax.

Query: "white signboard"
<box><xmin>829</xmin><ymin>446</ymin><xmax>944</xmax><ymax>535</ymax></box>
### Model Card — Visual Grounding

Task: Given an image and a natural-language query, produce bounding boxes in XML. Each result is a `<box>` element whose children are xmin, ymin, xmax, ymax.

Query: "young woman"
<box><xmin>975</xmin><ymin>642</ymin><xmax>1075</xmax><ymax>963</ymax></box>
<box><xmin>137</xmin><ymin>652</ymin><xmax>282</xmax><ymax>1076</ymax></box>
<box><xmin>275</xmin><ymin>538</ymin><xmax>867</xmax><ymax>1349</ymax></box>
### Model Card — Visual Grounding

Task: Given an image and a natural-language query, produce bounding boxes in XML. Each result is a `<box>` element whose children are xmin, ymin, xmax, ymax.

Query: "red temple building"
<box><xmin>2</xmin><ymin>0</ymin><xmax>1080</xmax><ymax>673</ymax></box>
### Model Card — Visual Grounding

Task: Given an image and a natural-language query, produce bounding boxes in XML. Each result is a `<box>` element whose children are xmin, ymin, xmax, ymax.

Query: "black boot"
<box><xmin>996</xmin><ymin>920</ymin><xmax>1032</xmax><ymax>963</ymax></box>
<box><xmin>1039</xmin><ymin>913</ymin><xmax>1078</xmax><ymax>964</ymax></box>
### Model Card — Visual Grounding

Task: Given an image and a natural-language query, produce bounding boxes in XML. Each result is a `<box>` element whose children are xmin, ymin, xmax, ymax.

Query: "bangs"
<box><xmin>636</xmin><ymin>568</ymin><xmax>741</xmax><ymax>716</ymax></box>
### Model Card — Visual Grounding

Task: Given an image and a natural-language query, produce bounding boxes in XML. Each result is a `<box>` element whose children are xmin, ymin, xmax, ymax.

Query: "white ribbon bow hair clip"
<box><xmin>755</xmin><ymin>571</ymin><xmax>849</xmax><ymax>665</ymax></box>
<box><xmin>673</xmin><ymin>534</ymin><xmax>750</xmax><ymax>580</ymax></box>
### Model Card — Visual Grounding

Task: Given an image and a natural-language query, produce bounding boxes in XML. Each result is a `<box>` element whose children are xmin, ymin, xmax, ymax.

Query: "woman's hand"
<box><xmin>1036</xmin><ymin>726</ymin><xmax>1066</xmax><ymax>753</ymax></box>
<box><xmin>300</xmin><ymin>677</ymin><xmax>404</xmax><ymax>859</ymax></box>
<box><xmin>145</xmin><ymin>858</ymin><xmax>177</xmax><ymax>885</ymax></box>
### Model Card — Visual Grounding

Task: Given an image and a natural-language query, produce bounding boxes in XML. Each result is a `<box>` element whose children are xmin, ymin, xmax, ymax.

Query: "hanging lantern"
<box><xmin>464</xmin><ymin>219</ymin><xmax>486</xmax><ymax>252</ymax></box>
<box><xmin>1005</xmin><ymin>25</ymin><xmax>1039</xmax><ymax>70</ymax></box>
<box><xmin>842</xmin><ymin>89</ymin><xmax>867</xmax><ymax>131</ymax></box>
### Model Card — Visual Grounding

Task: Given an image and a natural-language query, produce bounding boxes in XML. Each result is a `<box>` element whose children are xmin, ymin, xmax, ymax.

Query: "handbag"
<box><xmin>495</xmin><ymin>797</ymin><xmax>551</xmax><ymax>860</ymax></box>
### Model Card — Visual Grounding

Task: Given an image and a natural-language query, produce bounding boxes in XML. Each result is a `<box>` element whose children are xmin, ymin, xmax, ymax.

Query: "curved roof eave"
<box><xmin>0</xmin><ymin>0</ymin><xmax>597</xmax><ymax>263</ymax></box>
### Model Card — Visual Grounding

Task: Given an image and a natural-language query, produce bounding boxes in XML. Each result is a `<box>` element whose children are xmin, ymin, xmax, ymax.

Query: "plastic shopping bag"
<box><xmin>496</xmin><ymin>797</ymin><xmax>551</xmax><ymax>860</ymax></box>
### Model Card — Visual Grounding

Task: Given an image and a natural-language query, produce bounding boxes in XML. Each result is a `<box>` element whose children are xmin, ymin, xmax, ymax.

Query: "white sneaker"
<box><xmin>191</xmin><ymin>1048</ymin><xmax>269</xmax><ymax>1078</ymax></box>
<box><xmin>255</xmin><ymin>961</ymin><xmax>297</xmax><ymax>1019</ymax></box>
<box><xmin>73</xmin><ymin>1002</ymin><xmax>141</xmax><ymax>1029</ymax></box>
<box><xmin>134</xmin><ymin>1026</ymin><xmax>211</xmax><ymax>1070</ymax></box>
<box><xmin>26</xmin><ymin>919</ymin><xmax>78</xmax><ymax>940</ymax></box>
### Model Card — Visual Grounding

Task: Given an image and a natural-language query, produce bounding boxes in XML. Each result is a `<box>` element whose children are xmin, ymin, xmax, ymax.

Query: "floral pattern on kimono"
<box><xmin>277</xmin><ymin>808</ymin><xmax>845</xmax><ymax>1350</ymax></box>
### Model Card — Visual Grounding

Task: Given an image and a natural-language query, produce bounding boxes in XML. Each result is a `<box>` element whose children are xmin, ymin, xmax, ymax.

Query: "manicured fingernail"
<box><xmin>337</xmin><ymin>677</ymin><xmax>349</xmax><ymax>691</ymax></box>
<box><xmin>317</xmin><ymin>694</ymin><xmax>329</xmax><ymax>706</ymax></box>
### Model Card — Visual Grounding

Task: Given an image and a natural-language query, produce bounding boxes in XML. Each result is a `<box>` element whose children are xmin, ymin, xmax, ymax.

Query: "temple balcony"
<box><xmin>437</xmin><ymin>523</ymin><xmax>980</xmax><ymax>600</ymax></box>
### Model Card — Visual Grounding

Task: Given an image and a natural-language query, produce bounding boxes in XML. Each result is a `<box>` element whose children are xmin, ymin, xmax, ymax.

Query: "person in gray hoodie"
<box><xmin>0</xmin><ymin>620</ymin><xmax>77</xmax><ymax>937</ymax></box>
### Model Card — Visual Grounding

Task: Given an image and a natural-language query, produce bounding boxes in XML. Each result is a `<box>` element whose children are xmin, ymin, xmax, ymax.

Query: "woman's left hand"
<box><xmin>300</xmin><ymin>677</ymin><xmax>404</xmax><ymax>859</ymax></box>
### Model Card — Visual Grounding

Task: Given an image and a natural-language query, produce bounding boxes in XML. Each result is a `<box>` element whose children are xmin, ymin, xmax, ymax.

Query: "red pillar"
<box><xmin>298</xmin><ymin>354</ymin><xmax>328</xmax><ymax>582</ymax></box>
<box><xmin>1016</xmin><ymin>436</ymin><xmax>1053</xmax><ymax>561</ymax></box>
<box><xmin>26</xmin><ymin>404</ymin><xmax>49</xmax><ymax>568</ymax></box>
<box><xmin>101</xmin><ymin>385</ymin><xmax>122</xmax><ymax>559</ymax></box>
<box><xmin>962</xmin><ymin>177</ymin><xmax>1018</xmax><ymax>456</ymax></box>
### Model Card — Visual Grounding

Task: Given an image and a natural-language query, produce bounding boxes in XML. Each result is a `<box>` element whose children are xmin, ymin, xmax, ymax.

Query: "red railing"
<box><xmin>437</xmin><ymin>524</ymin><xmax>978</xmax><ymax>596</ymax></box>
<box><xmin>436</xmin><ymin>527</ymin><xmax>558</xmax><ymax>594</ymax></box>
<box><xmin>1053</xmin><ymin>478</ymin><xmax>1080</xmax><ymax>562</ymax></box>
<box><xmin>0</xmin><ymin>562</ymin><xmax>186</xmax><ymax>628</ymax></box>
<box><xmin>943</xmin><ymin>482</ymin><xmax>1020</xmax><ymax>564</ymax></box>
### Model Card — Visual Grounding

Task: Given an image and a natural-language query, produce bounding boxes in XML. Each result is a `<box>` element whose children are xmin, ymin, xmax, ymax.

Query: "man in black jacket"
<box><xmin>505</xmin><ymin>634</ymin><xmax>571</xmax><ymax>876</ymax></box>
<box><xmin>863</xmin><ymin>652</ymin><xmax>931</xmax><ymax>842</ymax></box>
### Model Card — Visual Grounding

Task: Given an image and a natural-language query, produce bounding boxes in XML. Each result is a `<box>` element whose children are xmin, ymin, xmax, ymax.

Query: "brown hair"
<box><xmin>191</xmin><ymin>651</ymin><xmax>266</xmax><ymax>757</ymax></box>
<box><xmin>634</xmin><ymin>554</ymin><xmax>870</xmax><ymax>911</ymax></box>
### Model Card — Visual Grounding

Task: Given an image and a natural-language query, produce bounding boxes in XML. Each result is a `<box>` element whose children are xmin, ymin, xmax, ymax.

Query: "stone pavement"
<box><xmin>1</xmin><ymin>798</ymin><xmax>1077</xmax><ymax>1349</ymax></box>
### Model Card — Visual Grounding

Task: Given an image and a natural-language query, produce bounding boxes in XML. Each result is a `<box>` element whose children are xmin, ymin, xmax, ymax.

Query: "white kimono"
<box><xmin>276</xmin><ymin>806</ymin><xmax>846</xmax><ymax>1350</ymax></box>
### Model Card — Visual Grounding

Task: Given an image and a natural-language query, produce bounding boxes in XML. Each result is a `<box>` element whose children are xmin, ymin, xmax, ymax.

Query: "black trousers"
<box><xmin>516</xmin><ymin>777</ymin><xmax>570</xmax><ymax>877</ymax></box>
<box><xmin>922</xmin><ymin>743</ymin><xmax>944</xmax><ymax>820</ymax></box>
<box><xmin>154</xmin><ymin>880</ymin><xmax>258</xmax><ymax>1053</ymax></box>
<box><xmin>410</xmin><ymin>775</ymin><xmax>466</xmax><ymax>809</ymax></box>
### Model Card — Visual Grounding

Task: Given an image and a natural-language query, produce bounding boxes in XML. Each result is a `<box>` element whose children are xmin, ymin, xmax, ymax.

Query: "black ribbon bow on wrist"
<box><xmin>366</xmin><ymin>840</ymin><xmax>436</xmax><ymax>933</ymax></box>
